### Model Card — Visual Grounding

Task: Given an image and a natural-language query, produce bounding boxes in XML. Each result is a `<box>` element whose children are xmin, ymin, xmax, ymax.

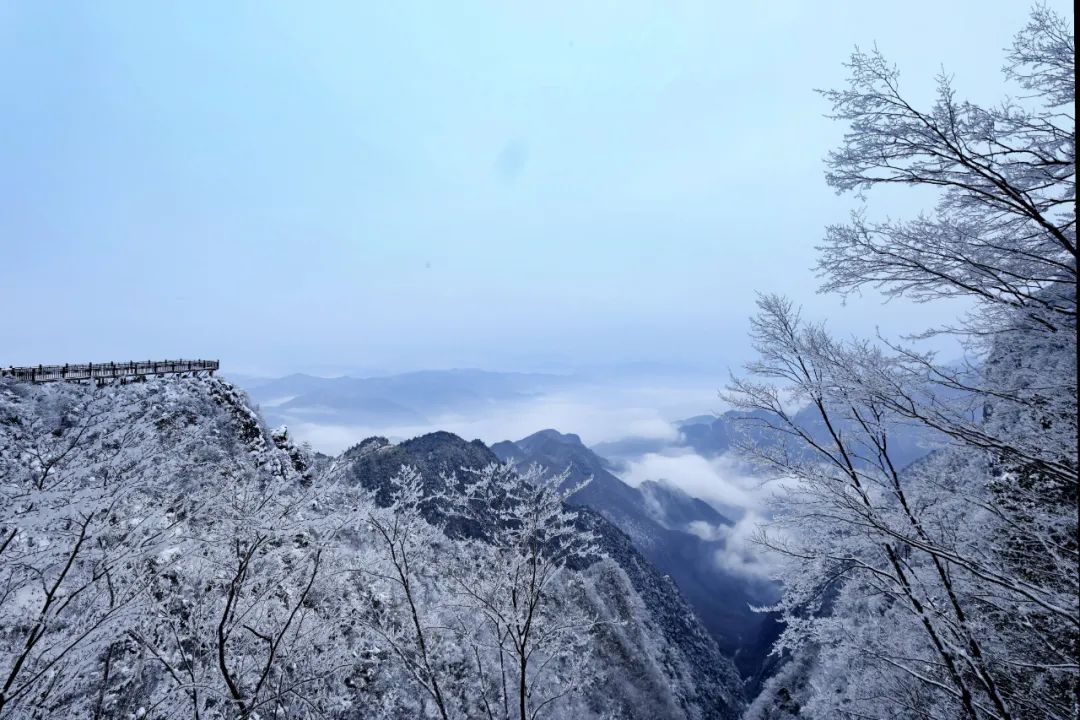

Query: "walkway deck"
<box><xmin>2</xmin><ymin>359</ymin><xmax>219</xmax><ymax>383</ymax></box>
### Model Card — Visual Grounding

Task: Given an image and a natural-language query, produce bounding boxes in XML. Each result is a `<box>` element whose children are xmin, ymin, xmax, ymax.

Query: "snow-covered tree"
<box><xmin>124</xmin><ymin>452</ymin><xmax>361</xmax><ymax>718</ymax></box>
<box><xmin>449</xmin><ymin>463</ymin><xmax>603</xmax><ymax>720</ymax></box>
<box><xmin>3</xmin><ymin>375</ymin><xmax>733</xmax><ymax>719</ymax></box>
<box><xmin>357</xmin><ymin>462</ymin><xmax>604</xmax><ymax>720</ymax></box>
<box><xmin>358</xmin><ymin>464</ymin><xmax>462</xmax><ymax>720</ymax></box>
<box><xmin>736</xmin><ymin>7</ymin><xmax>1076</xmax><ymax>720</ymax></box>
<box><xmin>0</xmin><ymin>380</ymin><xmax>207</xmax><ymax>716</ymax></box>
<box><xmin>0</xmin><ymin>379</ymin><xmax>372</xmax><ymax>719</ymax></box>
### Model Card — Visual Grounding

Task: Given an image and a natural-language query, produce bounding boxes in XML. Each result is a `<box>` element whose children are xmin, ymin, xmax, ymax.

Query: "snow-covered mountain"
<box><xmin>0</xmin><ymin>376</ymin><xmax>744</xmax><ymax>719</ymax></box>
<box><xmin>492</xmin><ymin>430</ymin><xmax>780</xmax><ymax>686</ymax></box>
<box><xmin>594</xmin><ymin>407</ymin><xmax>940</xmax><ymax>473</ymax></box>
<box><xmin>340</xmin><ymin>430</ymin><xmax>745</xmax><ymax>718</ymax></box>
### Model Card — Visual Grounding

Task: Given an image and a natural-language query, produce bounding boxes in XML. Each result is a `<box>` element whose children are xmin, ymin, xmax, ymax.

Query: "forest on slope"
<box><xmin>0</xmin><ymin>375</ymin><xmax>742</xmax><ymax>719</ymax></box>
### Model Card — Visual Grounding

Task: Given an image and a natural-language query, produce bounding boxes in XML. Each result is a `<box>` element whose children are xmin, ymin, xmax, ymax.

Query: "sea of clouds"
<box><xmin>242</xmin><ymin>370</ymin><xmax>784</xmax><ymax>581</ymax></box>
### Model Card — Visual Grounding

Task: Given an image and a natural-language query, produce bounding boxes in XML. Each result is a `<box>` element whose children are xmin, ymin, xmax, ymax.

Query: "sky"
<box><xmin>2</xmin><ymin>1</ymin><xmax>1067</xmax><ymax>376</ymax></box>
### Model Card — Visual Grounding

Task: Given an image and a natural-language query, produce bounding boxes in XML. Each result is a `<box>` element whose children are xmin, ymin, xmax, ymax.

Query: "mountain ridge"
<box><xmin>493</xmin><ymin>428</ymin><xmax>780</xmax><ymax>684</ymax></box>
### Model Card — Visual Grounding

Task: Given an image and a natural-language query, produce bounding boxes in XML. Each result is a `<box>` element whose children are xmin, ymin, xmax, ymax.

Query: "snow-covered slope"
<box><xmin>493</xmin><ymin>430</ymin><xmax>779</xmax><ymax>685</ymax></box>
<box><xmin>342</xmin><ymin>431</ymin><xmax>746</xmax><ymax>719</ymax></box>
<box><xmin>0</xmin><ymin>376</ymin><xmax>743</xmax><ymax>719</ymax></box>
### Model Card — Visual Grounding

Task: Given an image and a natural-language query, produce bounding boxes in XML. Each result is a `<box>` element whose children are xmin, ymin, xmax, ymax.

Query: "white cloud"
<box><xmin>285</xmin><ymin>397</ymin><xmax>681</xmax><ymax>456</ymax></box>
<box><xmin>619</xmin><ymin>448</ymin><xmax>771</xmax><ymax>518</ymax></box>
<box><xmin>619</xmin><ymin>448</ymin><xmax>786</xmax><ymax>582</ymax></box>
<box><xmin>278</xmin><ymin>375</ymin><xmax>791</xmax><ymax>584</ymax></box>
<box><xmin>275</xmin><ymin>377</ymin><xmax>715</xmax><ymax>454</ymax></box>
<box><xmin>286</xmin><ymin>422</ymin><xmax>392</xmax><ymax>455</ymax></box>
<box><xmin>709</xmin><ymin>510</ymin><xmax>783</xmax><ymax>582</ymax></box>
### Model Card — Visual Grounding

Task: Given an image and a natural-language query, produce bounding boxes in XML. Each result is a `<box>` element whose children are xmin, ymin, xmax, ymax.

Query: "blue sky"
<box><xmin>1</xmin><ymin>1</ymin><xmax>1065</xmax><ymax>376</ymax></box>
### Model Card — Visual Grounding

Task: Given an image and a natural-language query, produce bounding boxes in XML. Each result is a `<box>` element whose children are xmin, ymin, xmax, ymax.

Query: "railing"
<box><xmin>2</xmin><ymin>359</ymin><xmax>220</xmax><ymax>383</ymax></box>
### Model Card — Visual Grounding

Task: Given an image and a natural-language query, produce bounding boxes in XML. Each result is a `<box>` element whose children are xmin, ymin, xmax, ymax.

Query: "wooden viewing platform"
<box><xmin>2</xmin><ymin>359</ymin><xmax>220</xmax><ymax>383</ymax></box>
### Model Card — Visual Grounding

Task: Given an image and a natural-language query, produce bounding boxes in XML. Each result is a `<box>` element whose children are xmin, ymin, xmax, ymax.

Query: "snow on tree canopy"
<box><xmin>0</xmin><ymin>376</ymin><xmax>743</xmax><ymax>719</ymax></box>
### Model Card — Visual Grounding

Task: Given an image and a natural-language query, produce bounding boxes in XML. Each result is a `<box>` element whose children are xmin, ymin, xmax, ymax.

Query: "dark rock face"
<box><xmin>493</xmin><ymin>429</ymin><xmax>780</xmax><ymax>685</ymax></box>
<box><xmin>639</xmin><ymin>479</ymin><xmax>731</xmax><ymax>530</ymax></box>
<box><xmin>573</xmin><ymin>506</ymin><xmax>745</xmax><ymax>719</ymax></box>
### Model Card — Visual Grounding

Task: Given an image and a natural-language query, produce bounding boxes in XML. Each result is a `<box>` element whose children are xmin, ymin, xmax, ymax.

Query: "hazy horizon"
<box><xmin>3</xmin><ymin>1</ymin><xmax>1059</xmax><ymax>375</ymax></box>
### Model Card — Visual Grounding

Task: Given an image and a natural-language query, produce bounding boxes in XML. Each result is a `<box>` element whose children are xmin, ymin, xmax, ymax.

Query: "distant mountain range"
<box><xmin>597</xmin><ymin>407</ymin><xmax>939</xmax><ymax>472</ymax></box>
<box><xmin>236</xmin><ymin>370</ymin><xmax>941</xmax><ymax>473</ymax></box>
<box><xmin>236</xmin><ymin>369</ymin><xmax>572</xmax><ymax>427</ymax></box>
<box><xmin>492</xmin><ymin>429</ymin><xmax>781</xmax><ymax>685</ymax></box>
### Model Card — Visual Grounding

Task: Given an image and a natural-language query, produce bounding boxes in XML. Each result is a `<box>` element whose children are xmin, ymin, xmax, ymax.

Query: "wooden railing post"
<box><xmin>8</xmin><ymin>359</ymin><xmax>219</xmax><ymax>383</ymax></box>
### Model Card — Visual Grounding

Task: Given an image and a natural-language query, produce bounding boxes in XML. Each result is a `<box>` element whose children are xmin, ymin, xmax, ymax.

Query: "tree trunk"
<box><xmin>518</xmin><ymin>654</ymin><xmax>528</xmax><ymax>720</ymax></box>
